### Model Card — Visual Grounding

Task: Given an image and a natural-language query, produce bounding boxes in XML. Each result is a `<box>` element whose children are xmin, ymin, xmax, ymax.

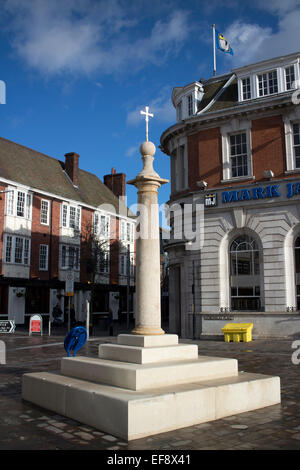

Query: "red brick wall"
<box><xmin>180</xmin><ymin>114</ymin><xmax>300</xmax><ymax>196</ymax></box>
<box><xmin>251</xmin><ymin>115</ymin><xmax>286</xmax><ymax>181</ymax></box>
<box><xmin>30</xmin><ymin>195</ymin><xmax>61</xmax><ymax>280</ymax></box>
<box><xmin>188</xmin><ymin>127</ymin><xmax>222</xmax><ymax>190</ymax></box>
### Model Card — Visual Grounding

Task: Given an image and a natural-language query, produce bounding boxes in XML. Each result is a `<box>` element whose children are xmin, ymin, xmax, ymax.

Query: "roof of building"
<box><xmin>0</xmin><ymin>136</ymin><xmax>133</xmax><ymax>217</ymax></box>
<box><xmin>197</xmin><ymin>76</ymin><xmax>236</xmax><ymax>113</ymax></box>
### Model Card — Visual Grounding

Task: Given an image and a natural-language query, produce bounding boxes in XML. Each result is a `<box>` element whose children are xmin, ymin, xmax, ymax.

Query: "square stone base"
<box><xmin>22</xmin><ymin>370</ymin><xmax>280</xmax><ymax>441</ymax></box>
<box><xmin>21</xmin><ymin>334</ymin><xmax>281</xmax><ymax>441</ymax></box>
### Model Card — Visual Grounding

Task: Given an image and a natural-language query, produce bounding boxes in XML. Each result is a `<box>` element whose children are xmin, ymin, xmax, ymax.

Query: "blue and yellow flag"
<box><xmin>215</xmin><ymin>29</ymin><xmax>233</xmax><ymax>55</ymax></box>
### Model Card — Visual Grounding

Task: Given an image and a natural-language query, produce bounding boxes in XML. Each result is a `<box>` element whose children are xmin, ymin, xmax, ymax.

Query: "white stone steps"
<box><xmin>60</xmin><ymin>355</ymin><xmax>238</xmax><ymax>391</ymax></box>
<box><xmin>22</xmin><ymin>370</ymin><xmax>281</xmax><ymax>441</ymax></box>
<box><xmin>98</xmin><ymin>343</ymin><xmax>199</xmax><ymax>364</ymax></box>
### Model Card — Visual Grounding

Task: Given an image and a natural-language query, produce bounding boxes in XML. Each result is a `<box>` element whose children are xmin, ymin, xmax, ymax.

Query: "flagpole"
<box><xmin>212</xmin><ymin>24</ymin><xmax>216</xmax><ymax>77</ymax></box>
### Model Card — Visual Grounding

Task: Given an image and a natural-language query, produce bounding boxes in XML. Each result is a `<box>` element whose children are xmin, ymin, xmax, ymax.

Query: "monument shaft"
<box><xmin>128</xmin><ymin>142</ymin><xmax>168</xmax><ymax>335</ymax></box>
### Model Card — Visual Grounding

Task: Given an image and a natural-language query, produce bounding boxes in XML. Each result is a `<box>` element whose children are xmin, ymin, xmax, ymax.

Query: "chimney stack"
<box><xmin>65</xmin><ymin>152</ymin><xmax>80</xmax><ymax>186</ymax></box>
<box><xmin>104</xmin><ymin>169</ymin><xmax>126</xmax><ymax>198</ymax></box>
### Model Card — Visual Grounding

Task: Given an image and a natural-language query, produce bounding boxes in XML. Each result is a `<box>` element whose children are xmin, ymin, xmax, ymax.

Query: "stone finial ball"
<box><xmin>140</xmin><ymin>141</ymin><xmax>156</xmax><ymax>157</ymax></box>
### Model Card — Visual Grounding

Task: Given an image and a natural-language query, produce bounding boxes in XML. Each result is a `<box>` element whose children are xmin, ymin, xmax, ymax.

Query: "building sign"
<box><xmin>205</xmin><ymin>193</ymin><xmax>217</xmax><ymax>207</ymax></box>
<box><xmin>0</xmin><ymin>320</ymin><xmax>15</xmax><ymax>334</ymax></box>
<box><xmin>203</xmin><ymin>315</ymin><xmax>234</xmax><ymax>321</ymax></box>
<box><xmin>29</xmin><ymin>314</ymin><xmax>43</xmax><ymax>336</ymax></box>
<box><xmin>205</xmin><ymin>181</ymin><xmax>300</xmax><ymax>207</ymax></box>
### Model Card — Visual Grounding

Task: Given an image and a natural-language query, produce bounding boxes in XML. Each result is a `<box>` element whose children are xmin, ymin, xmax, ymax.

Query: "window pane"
<box><xmin>62</xmin><ymin>205</ymin><xmax>68</xmax><ymax>227</ymax></box>
<box><xmin>6</xmin><ymin>190</ymin><xmax>14</xmax><ymax>216</ymax></box>
<box><xmin>24</xmin><ymin>239</ymin><xmax>29</xmax><ymax>265</ymax></box>
<box><xmin>41</xmin><ymin>200</ymin><xmax>49</xmax><ymax>224</ymax></box>
<box><xmin>39</xmin><ymin>245</ymin><xmax>48</xmax><ymax>270</ymax></box>
<box><xmin>5</xmin><ymin>236</ymin><xmax>12</xmax><ymax>262</ymax></box>
<box><xmin>17</xmin><ymin>192</ymin><xmax>25</xmax><ymax>217</ymax></box>
<box><xmin>69</xmin><ymin>207</ymin><xmax>76</xmax><ymax>228</ymax></box>
<box><xmin>285</xmin><ymin>65</ymin><xmax>295</xmax><ymax>90</ymax></box>
<box><xmin>15</xmin><ymin>237</ymin><xmax>23</xmax><ymax>263</ymax></box>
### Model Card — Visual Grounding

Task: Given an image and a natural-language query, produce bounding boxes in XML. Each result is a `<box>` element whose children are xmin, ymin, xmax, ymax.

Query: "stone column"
<box><xmin>128</xmin><ymin>141</ymin><xmax>168</xmax><ymax>335</ymax></box>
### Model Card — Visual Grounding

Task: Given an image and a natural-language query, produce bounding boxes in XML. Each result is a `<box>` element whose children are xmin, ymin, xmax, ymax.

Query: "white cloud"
<box><xmin>125</xmin><ymin>145</ymin><xmax>139</xmax><ymax>158</ymax></box>
<box><xmin>224</xmin><ymin>2</ymin><xmax>300</xmax><ymax>68</ymax></box>
<box><xmin>2</xmin><ymin>0</ymin><xmax>190</xmax><ymax>77</ymax></box>
<box><xmin>126</xmin><ymin>88</ymin><xmax>175</xmax><ymax>127</ymax></box>
<box><xmin>254</xmin><ymin>0</ymin><xmax>300</xmax><ymax>15</ymax></box>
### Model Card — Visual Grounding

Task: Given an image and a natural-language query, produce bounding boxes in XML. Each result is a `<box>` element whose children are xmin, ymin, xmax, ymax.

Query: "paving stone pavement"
<box><xmin>1</xmin><ymin>329</ymin><xmax>300</xmax><ymax>451</ymax></box>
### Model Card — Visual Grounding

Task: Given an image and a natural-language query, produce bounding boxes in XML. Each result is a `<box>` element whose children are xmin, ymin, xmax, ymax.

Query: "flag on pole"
<box><xmin>215</xmin><ymin>29</ymin><xmax>234</xmax><ymax>55</ymax></box>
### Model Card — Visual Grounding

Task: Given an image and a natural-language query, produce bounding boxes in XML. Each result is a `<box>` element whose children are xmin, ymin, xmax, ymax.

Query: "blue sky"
<box><xmin>0</xmin><ymin>0</ymin><xmax>300</xmax><ymax>210</ymax></box>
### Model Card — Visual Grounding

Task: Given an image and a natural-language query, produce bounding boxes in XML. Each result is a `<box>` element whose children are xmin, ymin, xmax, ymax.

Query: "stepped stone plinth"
<box><xmin>21</xmin><ymin>137</ymin><xmax>281</xmax><ymax>441</ymax></box>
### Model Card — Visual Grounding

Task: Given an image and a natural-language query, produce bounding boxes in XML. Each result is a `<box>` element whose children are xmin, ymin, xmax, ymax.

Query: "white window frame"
<box><xmin>187</xmin><ymin>94</ymin><xmax>193</xmax><ymax>116</ymax></box>
<box><xmin>119</xmin><ymin>219</ymin><xmax>134</xmax><ymax>244</ymax></box>
<box><xmin>5</xmin><ymin>188</ymin><xmax>32</xmax><ymax>219</ymax></box>
<box><xmin>3</xmin><ymin>234</ymin><xmax>31</xmax><ymax>265</ymax></box>
<box><xmin>177</xmin><ymin>100</ymin><xmax>182</xmax><ymax>121</ymax></box>
<box><xmin>229</xmin><ymin>132</ymin><xmax>249</xmax><ymax>178</ymax></box>
<box><xmin>283</xmin><ymin>107</ymin><xmax>300</xmax><ymax>173</ymax></box>
<box><xmin>61</xmin><ymin>203</ymin><xmax>81</xmax><ymax>230</ymax></box>
<box><xmin>39</xmin><ymin>244</ymin><xmax>49</xmax><ymax>271</ymax></box>
<box><xmin>257</xmin><ymin>69</ymin><xmax>279</xmax><ymax>97</ymax></box>
<box><xmin>98</xmin><ymin>249</ymin><xmax>110</xmax><ymax>274</ymax></box>
<box><xmin>221</xmin><ymin>119</ymin><xmax>253</xmax><ymax>182</ymax></box>
<box><xmin>60</xmin><ymin>244</ymin><xmax>80</xmax><ymax>271</ymax></box>
<box><xmin>40</xmin><ymin>200</ymin><xmax>50</xmax><ymax>225</ymax></box>
<box><xmin>241</xmin><ymin>76</ymin><xmax>251</xmax><ymax>101</ymax></box>
<box><xmin>5</xmin><ymin>190</ymin><xmax>14</xmax><ymax>216</ymax></box>
<box><xmin>119</xmin><ymin>253</ymin><xmax>127</xmax><ymax>276</ymax></box>
<box><xmin>285</xmin><ymin>64</ymin><xmax>296</xmax><ymax>91</ymax></box>
<box><xmin>94</xmin><ymin>211</ymin><xmax>110</xmax><ymax>239</ymax></box>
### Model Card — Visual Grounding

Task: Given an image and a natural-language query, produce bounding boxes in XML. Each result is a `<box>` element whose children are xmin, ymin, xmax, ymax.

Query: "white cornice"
<box><xmin>160</xmin><ymin>91</ymin><xmax>294</xmax><ymax>152</ymax></box>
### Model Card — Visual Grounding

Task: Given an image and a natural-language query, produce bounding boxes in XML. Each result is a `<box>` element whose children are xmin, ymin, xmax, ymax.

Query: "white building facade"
<box><xmin>160</xmin><ymin>52</ymin><xmax>300</xmax><ymax>338</ymax></box>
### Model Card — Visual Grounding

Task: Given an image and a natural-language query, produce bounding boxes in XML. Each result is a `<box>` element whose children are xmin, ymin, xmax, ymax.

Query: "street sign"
<box><xmin>65</xmin><ymin>271</ymin><xmax>74</xmax><ymax>296</ymax></box>
<box><xmin>29</xmin><ymin>314</ymin><xmax>43</xmax><ymax>336</ymax></box>
<box><xmin>0</xmin><ymin>320</ymin><xmax>15</xmax><ymax>334</ymax></box>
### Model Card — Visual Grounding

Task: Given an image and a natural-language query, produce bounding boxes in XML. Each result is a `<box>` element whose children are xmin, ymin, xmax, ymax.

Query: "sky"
<box><xmin>0</xmin><ymin>0</ymin><xmax>300</xmax><ymax>210</ymax></box>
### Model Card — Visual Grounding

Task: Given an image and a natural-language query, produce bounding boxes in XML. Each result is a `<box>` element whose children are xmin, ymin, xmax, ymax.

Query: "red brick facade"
<box><xmin>183</xmin><ymin>114</ymin><xmax>300</xmax><ymax>195</ymax></box>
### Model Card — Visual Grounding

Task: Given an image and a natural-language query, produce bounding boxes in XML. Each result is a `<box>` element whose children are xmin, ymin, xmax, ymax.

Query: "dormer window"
<box><xmin>242</xmin><ymin>77</ymin><xmax>251</xmax><ymax>100</ymax></box>
<box><xmin>285</xmin><ymin>65</ymin><xmax>296</xmax><ymax>91</ymax></box>
<box><xmin>257</xmin><ymin>70</ymin><xmax>278</xmax><ymax>97</ymax></box>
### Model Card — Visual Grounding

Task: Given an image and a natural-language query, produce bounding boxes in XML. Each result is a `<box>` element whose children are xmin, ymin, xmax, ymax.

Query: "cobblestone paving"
<box><xmin>1</xmin><ymin>330</ymin><xmax>300</xmax><ymax>450</ymax></box>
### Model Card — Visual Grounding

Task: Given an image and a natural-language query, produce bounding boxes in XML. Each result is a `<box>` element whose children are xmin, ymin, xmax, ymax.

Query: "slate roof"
<box><xmin>198</xmin><ymin>75</ymin><xmax>238</xmax><ymax>114</ymax></box>
<box><xmin>0</xmin><ymin>136</ymin><xmax>133</xmax><ymax>217</ymax></box>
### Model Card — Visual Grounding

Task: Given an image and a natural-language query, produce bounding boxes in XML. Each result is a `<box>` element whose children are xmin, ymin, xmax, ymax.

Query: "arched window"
<box><xmin>295</xmin><ymin>237</ymin><xmax>300</xmax><ymax>310</ymax></box>
<box><xmin>230</xmin><ymin>234</ymin><xmax>261</xmax><ymax>311</ymax></box>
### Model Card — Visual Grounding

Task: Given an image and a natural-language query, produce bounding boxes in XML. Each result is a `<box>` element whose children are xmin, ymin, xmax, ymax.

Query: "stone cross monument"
<box><xmin>128</xmin><ymin>107</ymin><xmax>168</xmax><ymax>335</ymax></box>
<box><xmin>22</xmin><ymin>106</ymin><xmax>281</xmax><ymax>442</ymax></box>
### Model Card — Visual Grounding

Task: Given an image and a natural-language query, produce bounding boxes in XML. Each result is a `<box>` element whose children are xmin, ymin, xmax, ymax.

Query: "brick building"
<box><xmin>160</xmin><ymin>51</ymin><xmax>300</xmax><ymax>338</ymax></box>
<box><xmin>0</xmin><ymin>137</ymin><xmax>135</xmax><ymax>325</ymax></box>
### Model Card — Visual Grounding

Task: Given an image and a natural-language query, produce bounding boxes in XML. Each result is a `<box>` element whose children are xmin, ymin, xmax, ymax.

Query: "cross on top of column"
<box><xmin>140</xmin><ymin>106</ymin><xmax>154</xmax><ymax>142</ymax></box>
